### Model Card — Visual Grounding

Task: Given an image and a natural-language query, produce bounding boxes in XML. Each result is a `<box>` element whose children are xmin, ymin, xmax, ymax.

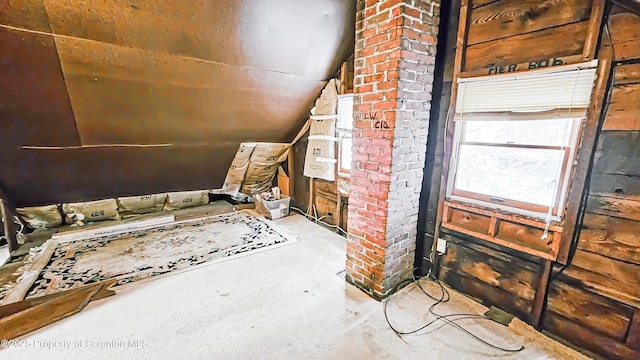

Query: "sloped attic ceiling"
<box><xmin>0</xmin><ymin>0</ymin><xmax>356</xmax><ymax>206</ymax></box>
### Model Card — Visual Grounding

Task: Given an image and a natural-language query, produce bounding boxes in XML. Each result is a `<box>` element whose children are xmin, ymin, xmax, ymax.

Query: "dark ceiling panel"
<box><xmin>2</xmin><ymin>145</ymin><xmax>239</xmax><ymax>207</ymax></box>
<box><xmin>55</xmin><ymin>37</ymin><xmax>326</xmax><ymax>145</ymax></box>
<box><xmin>0</xmin><ymin>0</ymin><xmax>52</xmax><ymax>32</ymax></box>
<box><xmin>0</xmin><ymin>0</ymin><xmax>355</xmax><ymax>205</ymax></box>
<box><xmin>0</xmin><ymin>27</ymin><xmax>80</xmax><ymax>148</ymax></box>
<box><xmin>44</xmin><ymin>0</ymin><xmax>356</xmax><ymax>80</ymax></box>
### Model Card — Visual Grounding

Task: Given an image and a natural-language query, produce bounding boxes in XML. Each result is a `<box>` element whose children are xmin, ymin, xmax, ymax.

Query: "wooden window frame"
<box><xmin>432</xmin><ymin>0</ymin><xmax>611</xmax><ymax>264</ymax></box>
<box><xmin>336</xmin><ymin>94</ymin><xmax>354</xmax><ymax>181</ymax></box>
<box><xmin>448</xmin><ymin>117</ymin><xmax>583</xmax><ymax>219</ymax></box>
<box><xmin>337</xmin><ymin>131</ymin><xmax>352</xmax><ymax>177</ymax></box>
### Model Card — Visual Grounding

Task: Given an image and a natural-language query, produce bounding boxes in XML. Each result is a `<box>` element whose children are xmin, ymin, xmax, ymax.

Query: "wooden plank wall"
<box><xmin>463</xmin><ymin>0</ymin><xmax>593</xmax><ymax>74</ymax></box>
<box><xmin>436</xmin><ymin>0</ymin><xmax>595</xmax><ymax>321</ymax></box>
<box><xmin>427</xmin><ymin>1</ymin><xmax>640</xmax><ymax>359</ymax></box>
<box><xmin>542</xmin><ymin>7</ymin><xmax>640</xmax><ymax>359</ymax></box>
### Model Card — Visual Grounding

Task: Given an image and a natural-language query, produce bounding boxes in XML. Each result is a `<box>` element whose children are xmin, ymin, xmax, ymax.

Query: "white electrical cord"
<box><xmin>291</xmin><ymin>206</ymin><xmax>348</xmax><ymax>236</ymax></box>
<box><xmin>14</xmin><ymin>216</ymin><xmax>27</xmax><ymax>244</ymax></box>
<box><xmin>541</xmin><ymin>179</ymin><xmax>557</xmax><ymax>242</ymax></box>
<box><xmin>0</xmin><ymin>216</ymin><xmax>28</xmax><ymax>245</ymax></box>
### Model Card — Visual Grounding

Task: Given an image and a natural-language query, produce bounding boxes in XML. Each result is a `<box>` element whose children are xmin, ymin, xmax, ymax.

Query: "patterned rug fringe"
<box><xmin>2</xmin><ymin>211</ymin><xmax>296</xmax><ymax>301</ymax></box>
<box><xmin>0</xmin><ymin>241</ymin><xmax>51</xmax><ymax>304</ymax></box>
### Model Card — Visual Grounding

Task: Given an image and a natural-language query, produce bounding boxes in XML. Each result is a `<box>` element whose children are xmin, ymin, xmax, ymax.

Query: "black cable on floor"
<box><xmin>290</xmin><ymin>204</ymin><xmax>523</xmax><ymax>352</ymax></box>
<box><xmin>383</xmin><ymin>271</ymin><xmax>525</xmax><ymax>353</ymax></box>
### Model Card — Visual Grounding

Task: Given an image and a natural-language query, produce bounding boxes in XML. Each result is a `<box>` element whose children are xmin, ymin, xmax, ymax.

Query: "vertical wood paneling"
<box><xmin>434</xmin><ymin>2</ymin><xmax>640</xmax><ymax>359</ymax></box>
<box><xmin>467</xmin><ymin>0</ymin><xmax>592</xmax><ymax>45</ymax></box>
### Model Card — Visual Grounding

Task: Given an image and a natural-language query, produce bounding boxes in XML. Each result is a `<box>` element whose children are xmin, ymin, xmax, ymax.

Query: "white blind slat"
<box><xmin>456</xmin><ymin>63</ymin><xmax>598</xmax><ymax>114</ymax></box>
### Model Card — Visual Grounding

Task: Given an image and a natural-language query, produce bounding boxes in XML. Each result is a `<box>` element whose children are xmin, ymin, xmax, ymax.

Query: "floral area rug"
<box><xmin>19</xmin><ymin>211</ymin><xmax>294</xmax><ymax>299</ymax></box>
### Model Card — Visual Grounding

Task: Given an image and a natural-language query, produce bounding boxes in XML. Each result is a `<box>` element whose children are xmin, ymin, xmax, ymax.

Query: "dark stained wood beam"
<box><xmin>532</xmin><ymin>259</ymin><xmax>552</xmax><ymax>329</ymax></box>
<box><xmin>557</xmin><ymin>30</ymin><xmax>615</xmax><ymax>264</ymax></box>
<box><xmin>433</xmin><ymin>0</ymin><xmax>472</xmax><ymax>268</ymax></box>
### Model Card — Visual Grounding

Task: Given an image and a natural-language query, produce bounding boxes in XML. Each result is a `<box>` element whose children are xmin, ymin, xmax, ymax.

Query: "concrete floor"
<box><xmin>0</xmin><ymin>213</ymin><xmax>589</xmax><ymax>359</ymax></box>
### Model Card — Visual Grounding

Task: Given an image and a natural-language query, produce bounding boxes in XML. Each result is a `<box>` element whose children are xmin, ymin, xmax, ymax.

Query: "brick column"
<box><xmin>346</xmin><ymin>0</ymin><xmax>440</xmax><ymax>300</ymax></box>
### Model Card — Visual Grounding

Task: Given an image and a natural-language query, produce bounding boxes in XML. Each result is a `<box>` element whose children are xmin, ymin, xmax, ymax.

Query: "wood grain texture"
<box><xmin>586</xmin><ymin>195</ymin><xmax>640</xmax><ymax>221</ymax></box>
<box><xmin>0</xmin><ymin>280</ymin><xmax>115</xmax><ymax>340</ymax></box>
<box><xmin>544</xmin><ymin>311</ymin><xmax>640</xmax><ymax>360</ymax></box>
<box><xmin>443</xmin><ymin>221</ymin><xmax>557</xmax><ymax>259</ymax></box>
<box><xmin>531</xmin><ymin>259</ymin><xmax>551</xmax><ymax>327</ymax></box>
<box><xmin>614</xmin><ymin>63</ymin><xmax>640</xmax><ymax>85</ymax></box>
<box><xmin>447</xmin><ymin>208</ymin><xmax>491</xmax><ymax>233</ymax></box>
<box><xmin>609</xmin><ymin>11</ymin><xmax>640</xmax><ymax>61</ymax></box>
<box><xmin>467</xmin><ymin>0</ymin><xmax>592</xmax><ymax>45</ymax></box>
<box><xmin>580</xmin><ymin>213</ymin><xmax>640</xmax><ymax>264</ymax></box>
<box><xmin>464</xmin><ymin>20</ymin><xmax>588</xmax><ymax>72</ymax></box>
<box><xmin>440</xmin><ymin>265</ymin><xmax>534</xmax><ymax>322</ymax></box>
<box><xmin>628</xmin><ymin>310</ymin><xmax>640</xmax><ymax>350</ymax></box>
<box><xmin>593</xmin><ymin>131</ymin><xmax>640</xmax><ymax>176</ymax></box>
<box><xmin>314</xmin><ymin>195</ymin><xmax>338</xmax><ymax>226</ymax></box>
<box><xmin>440</xmin><ymin>241</ymin><xmax>538</xmax><ymax>301</ymax></box>
<box><xmin>446</xmin><ymin>202</ymin><xmax>562</xmax><ymax>231</ymax></box>
<box><xmin>602</xmin><ymin>84</ymin><xmax>640</xmax><ymax>131</ymax></box>
<box><xmin>496</xmin><ymin>221</ymin><xmax>550</xmax><ymax>253</ymax></box>
<box><xmin>473</xmin><ymin>0</ymin><xmax>500</xmax><ymax>8</ymax></box>
<box><xmin>547</xmin><ymin>30</ymin><xmax>612</xmax><ymax>263</ymax></box>
<box><xmin>314</xmin><ymin>179</ymin><xmax>337</xmax><ymax>199</ymax></box>
<box><xmin>547</xmin><ymin>281</ymin><xmax>635</xmax><ymax>341</ymax></box>
<box><xmin>563</xmin><ymin>249</ymin><xmax>640</xmax><ymax>308</ymax></box>
<box><xmin>582</xmin><ymin>0</ymin><xmax>605</xmax><ymax>60</ymax></box>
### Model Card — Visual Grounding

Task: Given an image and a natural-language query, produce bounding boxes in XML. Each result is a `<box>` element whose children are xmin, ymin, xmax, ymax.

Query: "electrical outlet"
<box><xmin>436</xmin><ymin>238</ymin><xmax>448</xmax><ymax>254</ymax></box>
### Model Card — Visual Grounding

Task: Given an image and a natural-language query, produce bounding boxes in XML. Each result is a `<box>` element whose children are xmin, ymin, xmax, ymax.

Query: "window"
<box><xmin>446</xmin><ymin>62</ymin><xmax>598</xmax><ymax>220</ymax></box>
<box><xmin>336</xmin><ymin>94</ymin><xmax>353</xmax><ymax>176</ymax></box>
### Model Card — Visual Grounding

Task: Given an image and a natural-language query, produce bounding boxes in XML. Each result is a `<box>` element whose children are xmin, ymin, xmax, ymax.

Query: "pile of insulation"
<box><xmin>220</xmin><ymin>79</ymin><xmax>340</xmax><ymax>197</ymax></box>
<box><xmin>15</xmin><ymin>190</ymin><xmax>211</xmax><ymax>240</ymax></box>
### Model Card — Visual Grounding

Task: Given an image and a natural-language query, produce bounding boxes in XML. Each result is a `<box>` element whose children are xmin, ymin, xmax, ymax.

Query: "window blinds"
<box><xmin>455</xmin><ymin>61</ymin><xmax>598</xmax><ymax>118</ymax></box>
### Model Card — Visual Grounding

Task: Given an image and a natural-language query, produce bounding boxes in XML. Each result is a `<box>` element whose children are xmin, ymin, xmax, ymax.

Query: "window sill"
<box><xmin>441</xmin><ymin>200</ymin><xmax>565</xmax><ymax>262</ymax></box>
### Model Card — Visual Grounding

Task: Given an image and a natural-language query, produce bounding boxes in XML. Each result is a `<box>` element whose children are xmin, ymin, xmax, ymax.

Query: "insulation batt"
<box><xmin>222</xmin><ymin>143</ymin><xmax>257</xmax><ymax>195</ymax></box>
<box><xmin>164</xmin><ymin>190</ymin><xmax>210</xmax><ymax>210</ymax></box>
<box><xmin>117</xmin><ymin>193</ymin><xmax>168</xmax><ymax>215</ymax></box>
<box><xmin>62</xmin><ymin>199</ymin><xmax>120</xmax><ymax>223</ymax></box>
<box><xmin>240</xmin><ymin>143</ymin><xmax>290</xmax><ymax>195</ymax></box>
<box><xmin>304</xmin><ymin>79</ymin><xmax>339</xmax><ymax>181</ymax></box>
<box><xmin>17</xmin><ymin>205</ymin><xmax>63</xmax><ymax>228</ymax></box>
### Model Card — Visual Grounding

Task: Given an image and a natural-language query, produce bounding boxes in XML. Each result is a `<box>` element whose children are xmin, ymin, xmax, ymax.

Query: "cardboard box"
<box><xmin>277</xmin><ymin>166</ymin><xmax>290</xmax><ymax>196</ymax></box>
<box><xmin>255</xmin><ymin>195</ymin><xmax>291</xmax><ymax>220</ymax></box>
